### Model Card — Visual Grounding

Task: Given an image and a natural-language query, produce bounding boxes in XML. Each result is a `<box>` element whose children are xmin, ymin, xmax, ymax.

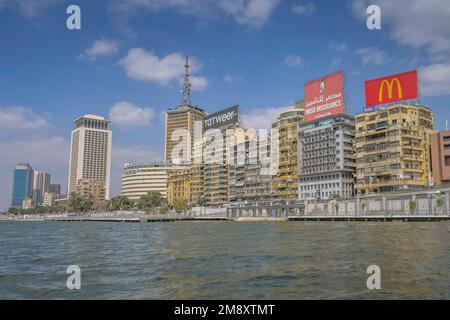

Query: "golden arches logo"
<box><xmin>379</xmin><ymin>78</ymin><xmax>403</xmax><ymax>102</ymax></box>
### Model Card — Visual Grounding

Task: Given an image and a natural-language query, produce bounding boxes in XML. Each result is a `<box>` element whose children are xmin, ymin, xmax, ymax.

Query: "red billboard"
<box><xmin>304</xmin><ymin>71</ymin><xmax>344</xmax><ymax>123</ymax></box>
<box><xmin>365</xmin><ymin>70</ymin><xmax>418</xmax><ymax>108</ymax></box>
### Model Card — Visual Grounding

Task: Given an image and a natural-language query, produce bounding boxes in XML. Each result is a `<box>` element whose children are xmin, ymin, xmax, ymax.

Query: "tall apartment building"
<box><xmin>203</xmin><ymin>106</ymin><xmax>242</xmax><ymax>206</ymax></box>
<box><xmin>68</xmin><ymin>114</ymin><xmax>112</xmax><ymax>200</ymax></box>
<box><xmin>229</xmin><ymin>138</ymin><xmax>272</xmax><ymax>203</ymax></box>
<box><xmin>121</xmin><ymin>162</ymin><xmax>177</xmax><ymax>201</ymax></box>
<box><xmin>11</xmin><ymin>163</ymin><xmax>34</xmax><ymax>208</ymax></box>
<box><xmin>431</xmin><ymin>130</ymin><xmax>450</xmax><ymax>186</ymax></box>
<box><xmin>355</xmin><ymin>104</ymin><xmax>434</xmax><ymax>195</ymax></box>
<box><xmin>32</xmin><ymin>171</ymin><xmax>51</xmax><ymax>206</ymax></box>
<box><xmin>298</xmin><ymin>114</ymin><xmax>356</xmax><ymax>201</ymax></box>
<box><xmin>271</xmin><ymin>100</ymin><xmax>304</xmax><ymax>200</ymax></box>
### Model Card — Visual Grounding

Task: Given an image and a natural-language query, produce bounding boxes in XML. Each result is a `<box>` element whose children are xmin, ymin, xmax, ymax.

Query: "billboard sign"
<box><xmin>204</xmin><ymin>105</ymin><xmax>239</xmax><ymax>130</ymax></box>
<box><xmin>365</xmin><ymin>70</ymin><xmax>418</xmax><ymax>109</ymax></box>
<box><xmin>304</xmin><ymin>71</ymin><xmax>344</xmax><ymax>123</ymax></box>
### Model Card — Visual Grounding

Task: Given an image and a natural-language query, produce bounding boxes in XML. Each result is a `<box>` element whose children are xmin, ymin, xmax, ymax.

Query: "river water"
<box><xmin>0</xmin><ymin>221</ymin><xmax>449</xmax><ymax>299</ymax></box>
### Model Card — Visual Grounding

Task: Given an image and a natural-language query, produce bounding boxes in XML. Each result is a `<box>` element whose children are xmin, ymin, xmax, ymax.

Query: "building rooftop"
<box><xmin>73</xmin><ymin>114</ymin><xmax>111</xmax><ymax>123</ymax></box>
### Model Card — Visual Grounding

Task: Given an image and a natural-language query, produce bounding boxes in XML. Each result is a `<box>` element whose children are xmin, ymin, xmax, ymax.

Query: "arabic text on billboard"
<box><xmin>204</xmin><ymin>105</ymin><xmax>239</xmax><ymax>130</ymax></box>
<box><xmin>304</xmin><ymin>71</ymin><xmax>344</xmax><ymax>123</ymax></box>
<box><xmin>365</xmin><ymin>70</ymin><xmax>418</xmax><ymax>109</ymax></box>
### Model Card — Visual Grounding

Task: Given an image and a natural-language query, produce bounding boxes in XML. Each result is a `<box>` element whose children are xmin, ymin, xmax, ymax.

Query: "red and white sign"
<box><xmin>304</xmin><ymin>71</ymin><xmax>344</xmax><ymax>123</ymax></box>
<box><xmin>365</xmin><ymin>70</ymin><xmax>418</xmax><ymax>108</ymax></box>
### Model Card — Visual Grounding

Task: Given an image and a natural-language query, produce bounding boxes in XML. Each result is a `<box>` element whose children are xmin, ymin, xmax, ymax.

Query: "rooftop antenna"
<box><xmin>446</xmin><ymin>119</ymin><xmax>448</xmax><ymax>131</ymax></box>
<box><xmin>181</xmin><ymin>55</ymin><xmax>192</xmax><ymax>106</ymax></box>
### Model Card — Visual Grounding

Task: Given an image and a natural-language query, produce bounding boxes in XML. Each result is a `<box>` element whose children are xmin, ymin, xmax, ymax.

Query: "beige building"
<box><xmin>355</xmin><ymin>104</ymin><xmax>434</xmax><ymax>195</ymax></box>
<box><xmin>43</xmin><ymin>192</ymin><xmax>58</xmax><ymax>207</ymax></box>
<box><xmin>229</xmin><ymin>139</ymin><xmax>272</xmax><ymax>203</ymax></box>
<box><xmin>68</xmin><ymin>114</ymin><xmax>112</xmax><ymax>199</ymax></box>
<box><xmin>74</xmin><ymin>179</ymin><xmax>106</xmax><ymax>208</ymax></box>
<box><xmin>32</xmin><ymin>171</ymin><xmax>51</xmax><ymax>206</ymax></box>
<box><xmin>165</xmin><ymin>105</ymin><xmax>205</xmax><ymax>164</ymax></box>
<box><xmin>121</xmin><ymin>162</ymin><xmax>177</xmax><ymax>201</ymax></box>
<box><xmin>167</xmin><ymin>166</ymin><xmax>192</xmax><ymax>205</ymax></box>
<box><xmin>271</xmin><ymin>100</ymin><xmax>304</xmax><ymax>200</ymax></box>
<box><xmin>431</xmin><ymin>130</ymin><xmax>450</xmax><ymax>186</ymax></box>
<box><xmin>203</xmin><ymin>107</ymin><xmax>243</xmax><ymax>206</ymax></box>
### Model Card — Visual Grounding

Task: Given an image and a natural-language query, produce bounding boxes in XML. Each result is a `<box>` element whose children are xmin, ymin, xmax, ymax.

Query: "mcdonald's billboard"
<box><xmin>304</xmin><ymin>71</ymin><xmax>344</xmax><ymax>123</ymax></box>
<box><xmin>365</xmin><ymin>70</ymin><xmax>418</xmax><ymax>108</ymax></box>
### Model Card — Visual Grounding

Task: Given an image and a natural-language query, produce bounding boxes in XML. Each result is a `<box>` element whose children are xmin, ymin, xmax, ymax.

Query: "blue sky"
<box><xmin>1</xmin><ymin>0</ymin><xmax>450</xmax><ymax>210</ymax></box>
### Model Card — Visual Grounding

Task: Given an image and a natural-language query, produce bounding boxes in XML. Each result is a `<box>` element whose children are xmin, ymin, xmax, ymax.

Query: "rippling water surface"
<box><xmin>0</xmin><ymin>221</ymin><xmax>449</xmax><ymax>299</ymax></box>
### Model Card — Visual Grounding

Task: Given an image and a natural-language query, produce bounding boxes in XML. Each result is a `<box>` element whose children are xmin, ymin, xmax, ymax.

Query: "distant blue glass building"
<box><xmin>11</xmin><ymin>163</ymin><xmax>34</xmax><ymax>208</ymax></box>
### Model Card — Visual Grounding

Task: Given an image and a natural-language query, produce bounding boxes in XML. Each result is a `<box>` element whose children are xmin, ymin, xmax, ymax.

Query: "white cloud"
<box><xmin>0</xmin><ymin>0</ymin><xmax>59</xmax><ymax>19</ymax></box>
<box><xmin>118</xmin><ymin>48</ymin><xmax>208</xmax><ymax>90</ymax></box>
<box><xmin>354</xmin><ymin>47</ymin><xmax>392</xmax><ymax>66</ymax></box>
<box><xmin>223</xmin><ymin>74</ymin><xmax>242</xmax><ymax>83</ymax></box>
<box><xmin>242</xmin><ymin>106</ymin><xmax>290</xmax><ymax>130</ymax></box>
<box><xmin>351</xmin><ymin>0</ymin><xmax>450</xmax><ymax>61</ymax></box>
<box><xmin>78</xmin><ymin>39</ymin><xmax>120</xmax><ymax>61</ymax></box>
<box><xmin>109</xmin><ymin>101</ymin><xmax>155</xmax><ymax>129</ymax></box>
<box><xmin>0</xmin><ymin>106</ymin><xmax>48</xmax><ymax>130</ymax></box>
<box><xmin>110</xmin><ymin>0</ymin><xmax>280</xmax><ymax>28</ymax></box>
<box><xmin>218</xmin><ymin>0</ymin><xmax>280</xmax><ymax>27</ymax></box>
<box><xmin>419</xmin><ymin>63</ymin><xmax>450</xmax><ymax>96</ymax></box>
<box><xmin>292</xmin><ymin>3</ymin><xmax>316</xmax><ymax>16</ymax></box>
<box><xmin>284</xmin><ymin>54</ymin><xmax>302</xmax><ymax>67</ymax></box>
<box><xmin>0</xmin><ymin>137</ymin><xmax>68</xmax><ymax>167</ymax></box>
<box><xmin>329</xmin><ymin>41</ymin><xmax>347</xmax><ymax>52</ymax></box>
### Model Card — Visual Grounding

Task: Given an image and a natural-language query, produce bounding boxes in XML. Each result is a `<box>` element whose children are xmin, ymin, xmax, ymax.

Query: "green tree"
<box><xmin>409</xmin><ymin>200</ymin><xmax>417</xmax><ymax>214</ymax></box>
<box><xmin>69</xmin><ymin>192</ymin><xmax>93</xmax><ymax>213</ymax></box>
<box><xmin>109</xmin><ymin>196</ymin><xmax>134</xmax><ymax>211</ymax></box>
<box><xmin>159</xmin><ymin>204</ymin><xmax>169</xmax><ymax>214</ymax></box>
<box><xmin>173</xmin><ymin>198</ymin><xmax>188</xmax><ymax>214</ymax></box>
<box><xmin>138</xmin><ymin>191</ymin><xmax>164</xmax><ymax>211</ymax></box>
<box><xmin>8</xmin><ymin>207</ymin><xmax>19</xmax><ymax>215</ymax></box>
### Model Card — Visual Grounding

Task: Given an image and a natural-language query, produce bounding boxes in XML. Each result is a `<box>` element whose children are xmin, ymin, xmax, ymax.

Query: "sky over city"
<box><xmin>1</xmin><ymin>0</ymin><xmax>450</xmax><ymax>210</ymax></box>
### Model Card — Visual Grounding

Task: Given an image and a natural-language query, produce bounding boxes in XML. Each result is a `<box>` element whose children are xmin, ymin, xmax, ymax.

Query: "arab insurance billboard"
<box><xmin>204</xmin><ymin>105</ymin><xmax>239</xmax><ymax>130</ymax></box>
<box><xmin>304</xmin><ymin>71</ymin><xmax>344</xmax><ymax>123</ymax></box>
<box><xmin>365</xmin><ymin>70</ymin><xmax>418</xmax><ymax>110</ymax></box>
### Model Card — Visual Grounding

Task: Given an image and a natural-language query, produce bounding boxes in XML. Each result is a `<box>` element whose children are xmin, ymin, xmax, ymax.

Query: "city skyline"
<box><xmin>2</xmin><ymin>0</ymin><xmax>450</xmax><ymax>210</ymax></box>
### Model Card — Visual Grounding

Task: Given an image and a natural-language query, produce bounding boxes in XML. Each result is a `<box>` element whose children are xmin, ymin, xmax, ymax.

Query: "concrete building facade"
<box><xmin>32</xmin><ymin>171</ymin><xmax>51</xmax><ymax>206</ymax></box>
<box><xmin>164</xmin><ymin>105</ymin><xmax>205</xmax><ymax>164</ymax></box>
<box><xmin>298</xmin><ymin>114</ymin><xmax>356</xmax><ymax>201</ymax></box>
<box><xmin>68</xmin><ymin>114</ymin><xmax>112</xmax><ymax>200</ymax></box>
<box><xmin>355</xmin><ymin>104</ymin><xmax>434</xmax><ymax>195</ymax></box>
<box><xmin>229</xmin><ymin>139</ymin><xmax>272</xmax><ymax>203</ymax></box>
<box><xmin>431</xmin><ymin>130</ymin><xmax>450</xmax><ymax>186</ymax></box>
<box><xmin>121</xmin><ymin>162</ymin><xmax>176</xmax><ymax>201</ymax></box>
<box><xmin>271</xmin><ymin>101</ymin><xmax>304</xmax><ymax>200</ymax></box>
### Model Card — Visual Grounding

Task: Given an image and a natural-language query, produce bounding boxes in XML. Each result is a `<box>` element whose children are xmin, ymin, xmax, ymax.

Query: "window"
<box><xmin>446</xmin><ymin>156</ymin><xmax>450</xmax><ymax>166</ymax></box>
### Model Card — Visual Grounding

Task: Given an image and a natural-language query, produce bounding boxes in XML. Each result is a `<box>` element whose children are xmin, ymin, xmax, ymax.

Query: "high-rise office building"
<box><xmin>271</xmin><ymin>100</ymin><xmax>304</xmax><ymax>200</ymax></box>
<box><xmin>32</xmin><ymin>171</ymin><xmax>51</xmax><ymax>206</ymax></box>
<box><xmin>298</xmin><ymin>114</ymin><xmax>356</xmax><ymax>201</ymax></box>
<box><xmin>11</xmin><ymin>163</ymin><xmax>34</xmax><ymax>208</ymax></box>
<box><xmin>49</xmin><ymin>184</ymin><xmax>61</xmax><ymax>196</ymax></box>
<box><xmin>68</xmin><ymin>114</ymin><xmax>112</xmax><ymax>200</ymax></box>
<box><xmin>165</xmin><ymin>56</ymin><xmax>206</xmax><ymax>164</ymax></box>
<box><xmin>355</xmin><ymin>104</ymin><xmax>434</xmax><ymax>195</ymax></box>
